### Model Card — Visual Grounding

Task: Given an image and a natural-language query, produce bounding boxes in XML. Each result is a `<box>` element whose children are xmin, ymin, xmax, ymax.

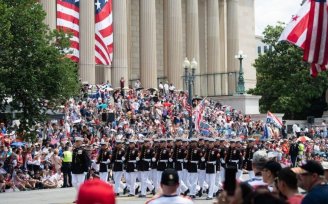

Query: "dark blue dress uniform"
<box><xmin>198</xmin><ymin>146</ymin><xmax>207</xmax><ymax>171</ymax></box>
<box><xmin>187</xmin><ymin>147</ymin><xmax>201</xmax><ymax>173</ymax></box>
<box><xmin>97</xmin><ymin>149</ymin><xmax>111</xmax><ymax>172</ymax></box>
<box><xmin>112</xmin><ymin>147</ymin><xmax>125</xmax><ymax>172</ymax></box>
<box><xmin>243</xmin><ymin>146</ymin><xmax>257</xmax><ymax>170</ymax></box>
<box><xmin>151</xmin><ymin>143</ymin><xmax>159</xmax><ymax>170</ymax></box>
<box><xmin>173</xmin><ymin>146</ymin><xmax>186</xmax><ymax>171</ymax></box>
<box><xmin>206</xmin><ymin>148</ymin><xmax>220</xmax><ymax>174</ymax></box>
<box><xmin>156</xmin><ymin>147</ymin><xmax>169</xmax><ymax>171</ymax></box>
<box><xmin>218</xmin><ymin>145</ymin><xmax>227</xmax><ymax>171</ymax></box>
<box><xmin>139</xmin><ymin>147</ymin><xmax>154</xmax><ymax>171</ymax></box>
<box><xmin>225</xmin><ymin>146</ymin><xmax>242</xmax><ymax>170</ymax></box>
<box><xmin>71</xmin><ymin>146</ymin><xmax>90</xmax><ymax>174</ymax></box>
<box><xmin>126</xmin><ymin>148</ymin><xmax>139</xmax><ymax>172</ymax></box>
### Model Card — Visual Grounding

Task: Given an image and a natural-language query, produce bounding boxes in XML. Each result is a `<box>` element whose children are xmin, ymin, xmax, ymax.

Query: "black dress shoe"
<box><xmin>123</xmin><ymin>187</ymin><xmax>128</xmax><ymax>195</ymax></box>
<box><xmin>183</xmin><ymin>189</ymin><xmax>190</xmax><ymax>196</ymax></box>
<box><xmin>190</xmin><ymin>195</ymin><xmax>196</xmax><ymax>199</ymax></box>
<box><xmin>116</xmin><ymin>193</ymin><xmax>119</xmax><ymax>196</ymax></box>
<box><xmin>206</xmin><ymin>197</ymin><xmax>213</xmax><ymax>200</ymax></box>
<box><xmin>151</xmin><ymin>189</ymin><xmax>156</xmax><ymax>195</ymax></box>
<box><xmin>128</xmin><ymin>194</ymin><xmax>135</xmax><ymax>197</ymax></box>
<box><xmin>138</xmin><ymin>195</ymin><xmax>146</xmax><ymax>198</ymax></box>
<box><xmin>198</xmin><ymin>188</ymin><xmax>203</xmax><ymax>197</ymax></box>
<box><xmin>135</xmin><ymin>186</ymin><xmax>140</xmax><ymax>195</ymax></box>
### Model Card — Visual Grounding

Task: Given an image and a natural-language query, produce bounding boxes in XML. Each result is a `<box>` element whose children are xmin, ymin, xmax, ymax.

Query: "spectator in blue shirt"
<box><xmin>292</xmin><ymin>160</ymin><xmax>328</xmax><ymax>204</ymax></box>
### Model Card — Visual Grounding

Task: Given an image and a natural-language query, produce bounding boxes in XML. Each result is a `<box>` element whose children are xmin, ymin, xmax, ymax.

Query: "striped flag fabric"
<box><xmin>56</xmin><ymin>0</ymin><xmax>80</xmax><ymax>62</ymax></box>
<box><xmin>266</xmin><ymin>111</ymin><xmax>283</xmax><ymax>129</ymax></box>
<box><xmin>194</xmin><ymin>99</ymin><xmax>206</xmax><ymax>132</ymax></box>
<box><xmin>95</xmin><ymin>0</ymin><xmax>113</xmax><ymax>65</ymax></box>
<box><xmin>279</xmin><ymin>0</ymin><xmax>328</xmax><ymax>77</ymax></box>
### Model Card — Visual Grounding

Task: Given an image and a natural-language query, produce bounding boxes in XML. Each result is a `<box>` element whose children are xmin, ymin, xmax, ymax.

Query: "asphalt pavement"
<box><xmin>0</xmin><ymin>187</ymin><xmax>217</xmax><ymax>204</ymax></box>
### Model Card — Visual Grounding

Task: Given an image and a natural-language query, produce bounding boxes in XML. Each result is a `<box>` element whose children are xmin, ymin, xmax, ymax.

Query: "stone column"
<box><xmin>40</xmin><ymin>0</ymin><xmax>56</xmax><ymax>30</ymax></box>
<box><xmin>140</xmin><ymin>0</ymin><xmax>157</xmax><ymax>89</ymax></box>
<box><xmin>167</xmin><ymin>0</ymin><xmax>183</xmax><ymax>89</ymax></box>
<box><xmin>79</xmin><ymin>0</ymin><xmax>95</xmax><ymax>84</ymax></box>
<box><xmin>219</xmin><ymin>0</ymin><xmax>228</xmax><ymax>95</ymax></box>
<box><xmin>112</xmin><ymin>0</ymin><xmax>129</xmax><ymax>88</ymax></box>
<box><xmin>207</xmin><ymin>0</ymin><xmax>221</xmax><ymax>96</ymax></box>
<box><xmin>227</xmin><ymin>0</ymin><xmax>239</xmax><ymax>94</ymax></box>
<box><xmin>186</xmin><ymin>0</ymin><xmax>200</xmax><ymax>96</ymax></box>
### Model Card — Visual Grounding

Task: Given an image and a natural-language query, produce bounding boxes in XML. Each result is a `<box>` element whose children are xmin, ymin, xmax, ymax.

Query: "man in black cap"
<box><xmin>96</xmin><ymin>142</ymin><xmax>111</xmax><ymax>182</ymax></box>
<box><xmin>146</xmin><ymin>169</ymin><xmax>194</xmax><ymax>204</ymax></box>
<box><xmin>292</xmin><ymin>160</ymin><xmax>328</xmax><ymax>204</ymax></box>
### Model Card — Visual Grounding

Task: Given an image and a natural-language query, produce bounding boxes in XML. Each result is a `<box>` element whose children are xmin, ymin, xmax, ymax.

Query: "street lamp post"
<box><xmin>183</xmin><ymin>57</ymin><xmax>197</xmax><ymax>139</ymax></box>
<box><xmin>235</xmin><ymin>50</ymin><xmax>246</xmax><ymax>94</ymax></box>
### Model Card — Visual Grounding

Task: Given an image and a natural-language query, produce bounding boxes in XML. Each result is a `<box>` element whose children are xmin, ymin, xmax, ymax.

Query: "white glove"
<box><xmin>201</xmin><ymin>157</ymin><xmax>205</xmax><ymax>162</ymax></box>
<box><xmin>183</xmin><ymin>159</ymin><xmax>188</xmax><ymax>163</ymax></box>
<box><xmin>152</xmin><ymin>157</ymin><xmax>156</xmax><ymax>162</ymax></box>
<box><xmin>122</xmin><ymin>156</ymin><xmax>125</xmax><ymax>161</ymax></box>
<box><xmin>169</xmin><ymin>158</ymin><xmax>173</xmax><ymax>162</ymax></box>
<box><xmin>136</xmin><ymin>157</ymin><xmax>140</xmax><ymax>161</ymax></box>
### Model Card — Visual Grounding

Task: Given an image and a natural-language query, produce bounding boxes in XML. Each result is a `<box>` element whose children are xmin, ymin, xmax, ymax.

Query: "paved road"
<box><xmin>0</xmin><ymin>188</ymin><xmax>216</xmax><ymax>204</ymax></box>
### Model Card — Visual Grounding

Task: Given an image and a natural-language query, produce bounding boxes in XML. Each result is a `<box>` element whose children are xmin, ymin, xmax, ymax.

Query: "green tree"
<box><xmin>248</xmin><ymin>23</ymin><xmax>328</xmax><ymax>119</ymax></box>
<box><xmin>0</xmin><ymin>0</ymin><xmax>80</xmax><ymax>132</ymax></box>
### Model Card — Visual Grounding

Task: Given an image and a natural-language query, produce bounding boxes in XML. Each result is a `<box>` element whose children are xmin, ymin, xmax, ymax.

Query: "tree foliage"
<box><xmin>0</xmin><ymin>0</ymin><xmax>80</xmax><ymax>130</ymax></box>
<box><xmin>248</xmin><ymin>23</ymin><xmax>328</xmax><ymax>119</ymax></box>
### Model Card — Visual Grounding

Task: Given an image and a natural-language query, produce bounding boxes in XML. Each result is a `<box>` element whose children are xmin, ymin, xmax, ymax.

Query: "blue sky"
<box><xmin>255</xmin><ymin>0</ymin><xmax>304</xmax><ymax>35</ymax></box>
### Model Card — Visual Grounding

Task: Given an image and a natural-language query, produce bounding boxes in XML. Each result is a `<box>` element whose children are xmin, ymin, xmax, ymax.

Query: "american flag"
<box><xmin>279</xmin><ymin>0</ymin><xmax>328</xmax><ymax>77</ymax></box>
<box><xmin>194</xmin><ymin>99</ymin><xmax>206</xmax><ymax>132</ymax></box>
<box><xmin>95</xmin><ymin>0</ymin><xmax>113</xmax><ymax>65</ymax></box>
<box><xmin>56</xmin><ymin>0</ymin><xmax>80</xmax><ymax>62</ymax></box>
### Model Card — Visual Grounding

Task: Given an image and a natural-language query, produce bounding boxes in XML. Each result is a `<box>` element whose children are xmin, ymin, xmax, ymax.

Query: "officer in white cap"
<box><xmin>71</xmin><ymin>137</ymin><xmax>90</xmax><ymax>192</ymax></box>
<box><xmin>96</xmin><ymin>141</ymin><xmax>111</xmax><ymax>182</ymax></box>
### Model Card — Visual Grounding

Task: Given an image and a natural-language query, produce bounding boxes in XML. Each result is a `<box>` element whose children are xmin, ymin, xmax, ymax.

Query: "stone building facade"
<box><xmin>40</xmin><ymin>0</ymin><xmax>257</xmax><ymax>97</ymax></box>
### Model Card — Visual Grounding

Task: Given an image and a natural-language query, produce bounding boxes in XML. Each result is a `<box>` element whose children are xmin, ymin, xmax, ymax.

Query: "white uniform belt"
<box><xmin>143</xmin><ymin>159</ymin><xmax>151</xmax><ymax>162</ymax></box>
<box><xmin>230</xmin><ymin>160</ymin><xmax>239</xmax><ymax>163</ymax></box>
<box><xmin>115</xmin><ymin>160</ymin><xmax>123</xmax><ymax>162</ymax></box>
<box><xmin>128</xmin><ymin>160</ymin><xmax>136</xmax><ymax>163</ymax></box>
<box><xmin>159</xmin><ymin>160</ymin><xmax>168</xmax><ymax>162</ymax></box>
<box><xmin>190</xmin><ymin>161</ymin><xmax>198</xmax><ymax>164</ymax></box>
<box><xmin>177</xmin><ymin>159</ymin><xmax>184</xmax><ymax>162</ymax></box>
<box><xmin>207</xmin><ymin>161</ymin><xmax>216</xmax><ymax>164</ymax></box>
<box><xmin>249</xmin><ymin>159</ymin><xmax>253</xmax><ymax>161</ymax></box>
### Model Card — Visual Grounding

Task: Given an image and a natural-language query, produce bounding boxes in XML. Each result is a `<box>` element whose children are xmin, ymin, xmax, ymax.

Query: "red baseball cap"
<box><xmin>77</xmin><ymin>179</ymin><xmax>115</xmax><ymax>204</ymax></box>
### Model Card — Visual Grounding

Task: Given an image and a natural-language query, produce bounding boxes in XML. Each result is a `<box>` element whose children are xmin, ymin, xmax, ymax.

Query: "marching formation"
<box><xmin>71</xmin><ymin>136</ymin><xmax>257</xmax><ymax>200</ymax></box>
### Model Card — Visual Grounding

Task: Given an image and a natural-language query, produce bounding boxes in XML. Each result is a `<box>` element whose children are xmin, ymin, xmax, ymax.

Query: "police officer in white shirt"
<box><xmin>146</xmin><ymin>169</ymin><xmax>194</xmax><ymax>204</ymax></box>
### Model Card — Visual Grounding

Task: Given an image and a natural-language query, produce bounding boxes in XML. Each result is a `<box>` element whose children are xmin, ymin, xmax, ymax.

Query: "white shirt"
<box><xmin>147</xmin><ymin>195</ymin><xmax>194</xmax><ymax>204</ymax></box>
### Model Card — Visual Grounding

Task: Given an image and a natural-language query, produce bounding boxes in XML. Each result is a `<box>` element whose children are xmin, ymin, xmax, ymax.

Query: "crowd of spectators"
<box><xmin>1</xmin><ymin>80</ymin><xmax>328</xmax><ymax>204</ymax></box>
